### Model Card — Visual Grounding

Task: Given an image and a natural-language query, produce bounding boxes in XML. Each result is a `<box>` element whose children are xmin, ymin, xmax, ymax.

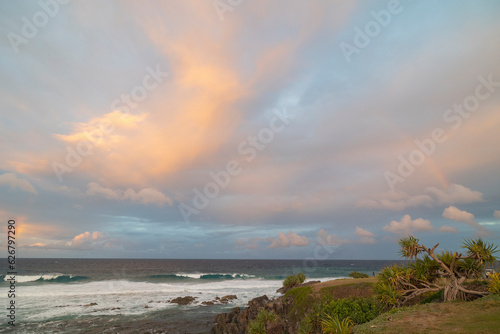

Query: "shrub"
<box><xmin>247</xmin><ymin>309</ymin><xmax>276</xmax><ymax>334</ymax></box>
<box><xmin>283</xmin><ymin>275</ymin><xmax>300</xmax><ymax>288</ymax></box>
<box><xmin>297</xmin><ymin>272</ymin><xmax>306</xmax><ymax>284</ymax></box>
<box><xmin>321</xmin><ymin>313</ymin><xmax>353</xmax><ymax>334</ymax></box>
<box><xmin>349</xmin><ymin>271</ymin><xmax>369</xmax><ymax>279</ymax></box>
<box><xmin>489</xmin><ymin>270</ymin><xmax>500</xmax><ymax>294</ymax></box>
<box><xmin>374</xmin><ymin>281</ymin><xmax>402</xmax><ymax>308</ymax></box>
<box><xmin>321</xmin><ymin>297</ymin><xmax>382</xmax><ymax>325</ymax></box>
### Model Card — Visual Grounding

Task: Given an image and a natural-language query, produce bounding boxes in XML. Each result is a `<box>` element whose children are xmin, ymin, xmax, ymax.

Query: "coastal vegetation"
<box><xmin>247</xmin><ymin>309</ymin><xmax>277</xmax><ymax>334</ymax></box>
<box><xmin>283</xmin><ymin>273</ymin><xmax>307</xmax><ymax>289</ymax></box>
<box><xmin>375</xmin><ymin>236</ymin><xmax>498</xmax><ymax>307</ymax></box>
<box><xmin>349</xmin><ymin>271</ymin><xmax>369</xmax><ymax>279</ymax></box>
<box><xmin>213</xmin><ymin>237</ymin><xmax>499</xmax><ymax>333</ymax></box>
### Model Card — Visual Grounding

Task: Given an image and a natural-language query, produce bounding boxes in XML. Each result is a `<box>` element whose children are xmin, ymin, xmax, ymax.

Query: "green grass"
<box><xmin>353</xmin><ymin>294</ymin><xmax>500</xmax><ymax>333</ymax></box>
<box><xmin>285</xmin><ymin>286</ymin><xmax>315</xmax><ymax>322</ymax></box>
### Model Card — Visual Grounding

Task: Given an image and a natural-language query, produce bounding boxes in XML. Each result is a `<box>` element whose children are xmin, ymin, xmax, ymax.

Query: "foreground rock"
<box><xmin>212</xmin><ymin>280</ymin><xmax>335</xmax><ymax>333</ymax></box>
<box><xmin>212</xmin><ymin>295</ymin><xmax>271</xmax><ymax>334</ymax></box>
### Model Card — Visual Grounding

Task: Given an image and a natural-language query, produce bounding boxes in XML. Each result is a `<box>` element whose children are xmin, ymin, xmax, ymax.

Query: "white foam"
<box><xmin>3</xmin><ymin>278</ymin><xmax>283</xmax><ymax>322</ymax></box>
<box><xmin>5</xmin><ymin>274</ymin><xmax>65</xmax><ymax>283</ymax></box>
<box><xmin>174</xmin><ymin>273</ymin><xmax>256</xmax><ymax>279</ymax></box>
<box><xmin>2</xmin><ymin>276</ymin><xmax>348</xmax><ymax>322</ymax></box>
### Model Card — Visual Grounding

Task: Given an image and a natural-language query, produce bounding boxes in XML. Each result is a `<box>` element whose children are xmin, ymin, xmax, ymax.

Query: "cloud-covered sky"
<box><xmin>1</xmin><ymin>0</ymin><xmax>499</xmax><ymax>259</ymax></box>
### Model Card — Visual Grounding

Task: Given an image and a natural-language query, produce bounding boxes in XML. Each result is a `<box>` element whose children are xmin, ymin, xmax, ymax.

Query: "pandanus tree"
<box><xmin>376</xmin><ymin>235</ymin><xmax>498</xmax><ymax>306</ymax></box>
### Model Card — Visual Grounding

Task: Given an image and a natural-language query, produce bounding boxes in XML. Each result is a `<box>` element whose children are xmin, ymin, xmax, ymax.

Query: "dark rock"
<box><xmin>202</xmin><ymin>301</ymin><xmax>215</xmax><ymax>306</ymax></box>
<box><xmin>211</xmin><ymin>296</ymin><xmax>270</xmax><ymax>334</ymax></box>
<box><xmin>221</xmin><ymin>295</ymin><xmax>237</xmax><ymax>302</ymax></box>
<box><xmin>215</xmin><ymin>312</ymin><xmax>229</xmax><ymax>325</ymax></box>
<box><xmin>170</xmin><ymin>296</ymin><xmax>197</xmax><ymax>305</ymax></box>
<box><xmin>83</xmin><ymin>302</ymin><xmax>98</xmax><ymax>307</ymax></box>
<box><xmin>228</xmin><ymin>307</ymin><xmax>240</xmax><ymax>322</ymax></box>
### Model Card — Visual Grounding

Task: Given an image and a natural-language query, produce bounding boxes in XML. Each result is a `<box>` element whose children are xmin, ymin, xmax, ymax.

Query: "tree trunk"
<box><xmin>443</xmin><ymin>281</ymin><xmax>466</xmax><ymax>301</ymax></box>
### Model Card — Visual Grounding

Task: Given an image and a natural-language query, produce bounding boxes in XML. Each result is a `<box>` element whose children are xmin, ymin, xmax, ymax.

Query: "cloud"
<box><xmin>317</xmin><ymin>229</ymin><xmax>351</xmax><ymax>246</ymax></box>
<box><xmin>439</xmin><ymin>225</ymin><xmax>459</xmax><ymax>233</ymax></box>
<box><xmin>442</xmin><ymin>206</ymin><xmax>475</xmax><ymax>224</ymax></box>
<box><xmin>0</xmin><ymin>173</ymin><xmax>37</xmax><ymax>194</ymax></box>
<box><xmin>354</xmin><ymin>227</ymin><xmax>376</xmax><ymax>244</ymax></box>
<box><xmin>65</xmin><ymin>231</ymin><xmax>117</xmax><ymax>250</ymax></box>
<box><xmin>235</xmin><ymin>237</ymin><xmax>266</xmax><ymax>250</ymax></box>
<box><xmin>442</xmin><ymin>206</ymin><xmax>489</xmax><ymax>237</ymax></box>
<box><xmin>86</xmin><ymin>182</ymin><xmax>172</xmax><ymax>205</ymax></box>
<box><xmin>24</xmin><ymin>231</ymin><xmax>117</xmax><ymax>251</ymax></box>
<box><xmin>426</xmin><ymin>184</ymin><xmax>484</xmax><ymax>204</ymax></box>
<box><xmin>54</xmin><ymin>110</ymin><xmax>148</xmax><ymax>150</ymax></box>
<box><xmin>494</xmin><ymin>210</ymin><xmax>500</xmax><ymax>219</ymax></box>
<box><xmin>236</xmin><ymin>231</ymin><xmax>309</xmax><ymax>249</ymax></box>
<box><xmin>267</xmin><ymin>231</ymin><xmax>309</xmax><ymax>248</ymax></box>
<box><xmin>383</xmin><ymin>215</ymin><xmax>434</xmax><ymax>235</ymax></box>
<box><xmin>316</xmin><ymin>227</ymin><xmax>376</xmax><ymax>246</ymax></box>
<box><xmin>358</xmin><ymin>184</ymin><xmax>484</xmax><ymax>211</ymax></box>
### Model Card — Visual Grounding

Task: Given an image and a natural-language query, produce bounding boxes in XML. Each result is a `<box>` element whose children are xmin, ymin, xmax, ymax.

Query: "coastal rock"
<box><xmin>170</xmin><ymin>296</ymin><xmax>197</xmax><ymax>305</ymax></box>
<box><xmin>220</xmin><ymin>295</ymin><xmax>238</xmax><ymax>304</ymax></box>
<box><xmin>202</xmin><ymin>301</ymin><xmax>215</xmax><ymax>306</ymax></box>
<box><xmin>212</xmin><ymin>296</ymin><xmax>269</xmax><ymax>334</ymax></box>
<box><xmin>201</xmin><ymin>295</ymin><xmax>238</xmax><ymax>306</ymax></box>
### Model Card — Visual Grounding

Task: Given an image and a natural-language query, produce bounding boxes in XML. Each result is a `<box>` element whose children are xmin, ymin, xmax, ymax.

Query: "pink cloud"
<box><xmin>0</xmin><ymin>173</ymin><xmax>37</xmax><ymax>194</ymax></box>
<box><xmin>442</xmin><ymin>206</ymin><xmax>489</xmax><ymax>237</ymax></box>
<box><xmin>317</xmin><ymin>229</ymin><xmax>351</xmax><ymax>246</ymax></box>
<box><xmin>267</xmin><ymin>231</ymin><xmax>309</xmax><ymax>248</ymax></box>
<box><xmin>86</xmin><ymin>182</ymin><xmax>172</xmax><ymax>206</ymax></box>
<box><xmin>354</xmin><ymin>227</ymin><xmax>376</xmax><ymax>244</ymax></box>
<box><xmin>358</xmin><ymin>184</ymin><xmax>484</xmax><ymax>211</ymax></box>
<box><xmin>383</xmin><ymin>214</ymin><xmax>434</xmax><ymax>235</ymax></box>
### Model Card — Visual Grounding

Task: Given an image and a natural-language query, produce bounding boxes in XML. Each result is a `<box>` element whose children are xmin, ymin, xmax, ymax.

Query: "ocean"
<box><xmin>0</xmin><ymin>259</ymin><xmax>400</xmax><ymax>333</ymax></box>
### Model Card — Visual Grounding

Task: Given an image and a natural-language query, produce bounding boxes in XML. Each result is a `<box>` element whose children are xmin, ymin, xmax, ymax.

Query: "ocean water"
<box><xmin>0</xmin><ymin>259</ymin><xmax>400</xmax><ymax>333</ymax></box>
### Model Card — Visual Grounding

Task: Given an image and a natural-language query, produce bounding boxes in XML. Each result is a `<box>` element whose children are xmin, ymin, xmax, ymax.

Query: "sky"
<box><xmin>1</xmin><ymin>0</ymin><xmax>500</xmax><ymax>259</ymax></box>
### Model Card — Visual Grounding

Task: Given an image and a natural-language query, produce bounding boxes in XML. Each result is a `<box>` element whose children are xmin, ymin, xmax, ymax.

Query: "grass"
<box><xmin>353</xmin><ymin>293</ymin><xmax>500</xmax><ymax>333</ymax></box>
<box><xmin>320</xmin><ymin>283</ymin><xmax>375</xmax><ymax>301</ymax></box>
<box><xmin>285</xmin><ymin>286</ymin><xmax>315</xmax><ymax>322</ymax></box>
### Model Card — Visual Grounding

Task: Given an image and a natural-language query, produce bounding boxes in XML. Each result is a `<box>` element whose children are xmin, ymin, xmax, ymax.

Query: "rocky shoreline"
<box><xmin>211</xmin><ymin>280</ymin><xmax>321</xmax><ymax>334</ymax></box>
